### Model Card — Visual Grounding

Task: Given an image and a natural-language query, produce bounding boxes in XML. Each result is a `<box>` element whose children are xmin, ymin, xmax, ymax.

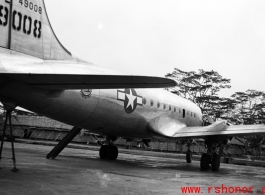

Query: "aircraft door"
<box><xmin>0</xmin><ymin>0</ymin><xmax>11</xmax><ymax>48</ymax></box>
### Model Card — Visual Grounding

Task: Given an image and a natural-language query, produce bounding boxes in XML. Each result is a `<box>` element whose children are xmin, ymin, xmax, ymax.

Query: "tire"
<box><xmin>186</xmin><ymin>149</ymin><xmax>192</xmax><ymax>163</ymax></box>
<box><xmin>211</xmin><ymin>154</ymin><xmax>220</xmax><ymax>171</ymax></box>
<box><xmin>109</xmin><ymin>146</ymin><xmax>118</xmax><ymax>160</ymax></box>
<box><xmin>99</xmin><ymin>145</ymin><xmax>108</xmax><ymax>159</ymax></box>
<box><xmin>99</xmin><ymin>145</ymin><xmax>118</xmax><ymax>160</ymax></box>
<box><xmin>200</xmin><ymin>153</ymin><xmax>210</xmax><ymax>170</ymax></box>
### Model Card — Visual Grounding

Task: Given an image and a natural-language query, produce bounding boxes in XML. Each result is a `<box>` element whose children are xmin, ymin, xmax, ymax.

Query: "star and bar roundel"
<box><xmin>117</xmin><ymin>88</ymin><xmax>143</xmax><ymax>114</ymax></box>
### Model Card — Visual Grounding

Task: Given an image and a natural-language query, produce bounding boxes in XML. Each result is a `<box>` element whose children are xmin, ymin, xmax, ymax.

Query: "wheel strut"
<box><xmin>186</xmin><ymin>140</ymin><xmax>193</xmax><ymax>163</ymax></box>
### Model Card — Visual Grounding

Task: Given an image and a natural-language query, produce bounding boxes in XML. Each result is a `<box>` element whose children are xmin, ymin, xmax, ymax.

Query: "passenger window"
<box><xmin>150</xmin><ymin>100</ymin><xmax>154</xmax><ymax>106</ymax></box>
<box><xmin>183</xmin><ymin>109</ymin><xmax>185</xmax><ymax>118</ymax></box>
<box><xmin>143</xmin><ymin>98</ymin><xmax>146</xmax><ymax>105</ymax></box>
<box><xmin>174</xmin><ymin>107</ymin><xmax>176</xmax><ymax>112</ymax></box>
<box><xmin>163</xmin><ymin>104</ymin><xmax>166</xmax><ymax>110</ymax></box>
<box><xmin>169</xmin><ymin>106</ymin><xmax>171</xmax><ymax>111</ymax></box>
<box><xmin>157</xmin><ymin>102</ymin><xmax>160</xmax><ymax>108</ymax></box>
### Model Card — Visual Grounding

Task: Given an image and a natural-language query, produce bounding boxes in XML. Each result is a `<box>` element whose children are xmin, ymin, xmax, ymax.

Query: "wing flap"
<box><xmin>0</xmin><ymin>73</ymin><xmax>176</xmax><ymax>90</ymax></box>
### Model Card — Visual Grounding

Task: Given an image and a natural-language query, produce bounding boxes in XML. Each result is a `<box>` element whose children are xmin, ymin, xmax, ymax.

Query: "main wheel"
<box><xmin>109</xmin><ymin>145</ymin><xmax>118</xmax><ymax>160</ymax></box>
<box><xmin>99</xmin><ymin>145</ymin><xmax>118</xmax><ymax>160</ymax></box>
<box><xmin>99</xmin><ymin>145</ymin><xmax>108</xmax><ymax>159</ymax></box>
<box><xmin>186</xmin><ymin>149</ymin><xmax>192</xmax><ymax>163</ymax></box>
<box><xmin>200</xmin><ymin>153</ymin><xmax>210</xmax><ymax>170</ymax></box>
<box><xmin>211</xmin><ymin>154</ymin><xmax>220</xmax><ymax>171</ymax></box>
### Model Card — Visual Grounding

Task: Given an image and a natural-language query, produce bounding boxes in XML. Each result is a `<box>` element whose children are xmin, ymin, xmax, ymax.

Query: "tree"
<box><xmin>165</xmin><ymin>68</ymin><xmax>231</xmax><ymax>116</ymax></box>
<box><xmin>230</xmin><ymin>90</ymin><xmax>265</xmax><ymax>124</ymax></box>
<box><xmin>230</xmin><ymin>90</ymin><xmax>265</xmax><ymax>157</ymax></box>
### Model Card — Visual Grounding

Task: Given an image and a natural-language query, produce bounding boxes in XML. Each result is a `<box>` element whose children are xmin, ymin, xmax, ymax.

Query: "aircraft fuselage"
<box><xmin>0</xmin><ymin>48</ymin><xmax>202</xmax><ymax>140</ymax></box>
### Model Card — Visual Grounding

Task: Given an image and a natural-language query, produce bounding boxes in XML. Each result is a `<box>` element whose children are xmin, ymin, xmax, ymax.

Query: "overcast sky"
<box><xmin>45</xmin><ymin>0</ymin><xmax>265</xmax><ymax>97</ymax></box>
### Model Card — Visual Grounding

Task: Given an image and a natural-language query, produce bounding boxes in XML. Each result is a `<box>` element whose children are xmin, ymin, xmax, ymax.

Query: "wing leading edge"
<box><xmin>0</xmin><ymin>73</ymin><xmax>176</xmax><ymax>90</ymax></box>
<box><xmin>148</xmin><ymin>120</ymin><xmax>265</xmax><ymax>139</ymax></box>
<box><xmin>172</xmin><ymin>121</ymin><xmax>265</xmax><ymax>139</ymax></box>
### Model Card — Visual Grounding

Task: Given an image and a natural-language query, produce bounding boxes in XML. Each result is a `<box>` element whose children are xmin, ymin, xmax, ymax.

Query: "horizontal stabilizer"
<box><xmin>0</xmin><ymin>73</ymin><xmax>176</xmax><ymax>90</ymax></box>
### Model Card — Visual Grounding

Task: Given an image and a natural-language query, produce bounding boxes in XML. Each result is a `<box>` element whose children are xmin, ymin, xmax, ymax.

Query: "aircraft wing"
<box><xmin>172</xmin><ymin>121</ymin><xmax>265</xmax><ymax>139</ymax></box>
<box><xmin>148</xmin><ymin>119</ymin><xmax>265</xmax><ymax>139</ymax></box>
<box><xmin>0</xmin><ymin>73</ymin><xmax>176</xmax><ymax>90</ymax></box>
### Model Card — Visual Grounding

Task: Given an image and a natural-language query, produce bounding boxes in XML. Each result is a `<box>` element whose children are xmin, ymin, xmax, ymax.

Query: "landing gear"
<box><xmin>200</xmin><ymin>153</ymin><xmax>220</xmax><ymax>171</ymax></box>
<box><xmin>200</xmin><ymin>140</ymin><xmax>223</xmax><ymax>171</ymax></box>
<box><xmin>99</xmin><ymin>145</ymin><xmax>118</xmax><ymax>160</ymax></box>
<box><xmin>186</xmin><ymin>149</ymin><xmax>192</xmax><ymax>163</ymax></box>
<box><xmin>211</xmin><ymin>154</ymin><xmax>220</xmax><ymax>171</ymax></box>
<box><xmin>185</xmin><ymin>139</ymin><xmax>193</xmax><ymax>163</ymax></box>
<box><xmin>200</xmin><ymin>153</ymin><xmax>210</xmax><ymax>170</ymax></box>
<box><xmin>99</xmin><ymin>136</ymin><xmax>118</xmax><ymax>160</ymax></box>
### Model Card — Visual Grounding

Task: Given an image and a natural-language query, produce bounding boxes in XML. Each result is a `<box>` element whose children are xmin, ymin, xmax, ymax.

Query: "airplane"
<box><xmin>0</xmin><ymin>0</ymin><xmax>265</xmax><ymax>172</ymax></box>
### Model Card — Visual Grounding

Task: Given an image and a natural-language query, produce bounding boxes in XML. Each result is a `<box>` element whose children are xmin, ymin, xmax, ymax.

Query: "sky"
<box><xmin>45</xmin><ymin>0</ymin><xmax>265</xmax><ymax>97</ymax></box>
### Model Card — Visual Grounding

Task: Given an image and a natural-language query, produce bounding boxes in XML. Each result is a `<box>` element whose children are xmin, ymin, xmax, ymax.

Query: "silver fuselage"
<box><xmin>0</xmin><ymin>48</ymin><xmax>202</xmax><ymax>139</ymax></box>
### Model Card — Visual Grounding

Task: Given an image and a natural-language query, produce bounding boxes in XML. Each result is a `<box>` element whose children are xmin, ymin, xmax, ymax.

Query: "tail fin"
<box><xmin>0</xmin><ymin>0</ymin><xmax>72</xmax><ymax>60</ymax></box>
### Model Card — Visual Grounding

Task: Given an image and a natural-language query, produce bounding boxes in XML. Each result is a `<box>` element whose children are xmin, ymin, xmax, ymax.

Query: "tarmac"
<box><xmin>0</xmin><ymin>141</ymin><xmax>265</xmax><ymax>195</ymax></box>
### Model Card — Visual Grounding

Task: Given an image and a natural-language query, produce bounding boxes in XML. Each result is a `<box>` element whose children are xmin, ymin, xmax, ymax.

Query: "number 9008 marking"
<box><xmin>19</xmin><ymin>0</ymin><xmax>42</xmax><ymax>14</ymax></box>
<box><xmin>13</xmin><ymin>10</ymin><xmax>42</xmax><ymax>38</ymax></box>
<box><xmin>0</xmin><ymin>3</ymin><xmax>41</xmax><ymax>39</ymax></box>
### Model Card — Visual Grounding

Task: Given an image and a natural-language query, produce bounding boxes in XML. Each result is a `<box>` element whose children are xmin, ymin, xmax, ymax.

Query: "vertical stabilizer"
<box><xmin>0</xmin><ymin>0</ymin><xmax>72</xmax><ymax>60</ymax></box>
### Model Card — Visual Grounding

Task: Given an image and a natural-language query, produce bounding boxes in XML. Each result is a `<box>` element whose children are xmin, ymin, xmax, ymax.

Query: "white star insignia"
<box><xmin>117</xmin><ymin>89</ymin><xmax>143</xmax><ymax>113</ymax></box>
<box><xmin>126</xmin><ymin>89</ymin><xmax>137</xmax><ymax>109</ymax></box>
